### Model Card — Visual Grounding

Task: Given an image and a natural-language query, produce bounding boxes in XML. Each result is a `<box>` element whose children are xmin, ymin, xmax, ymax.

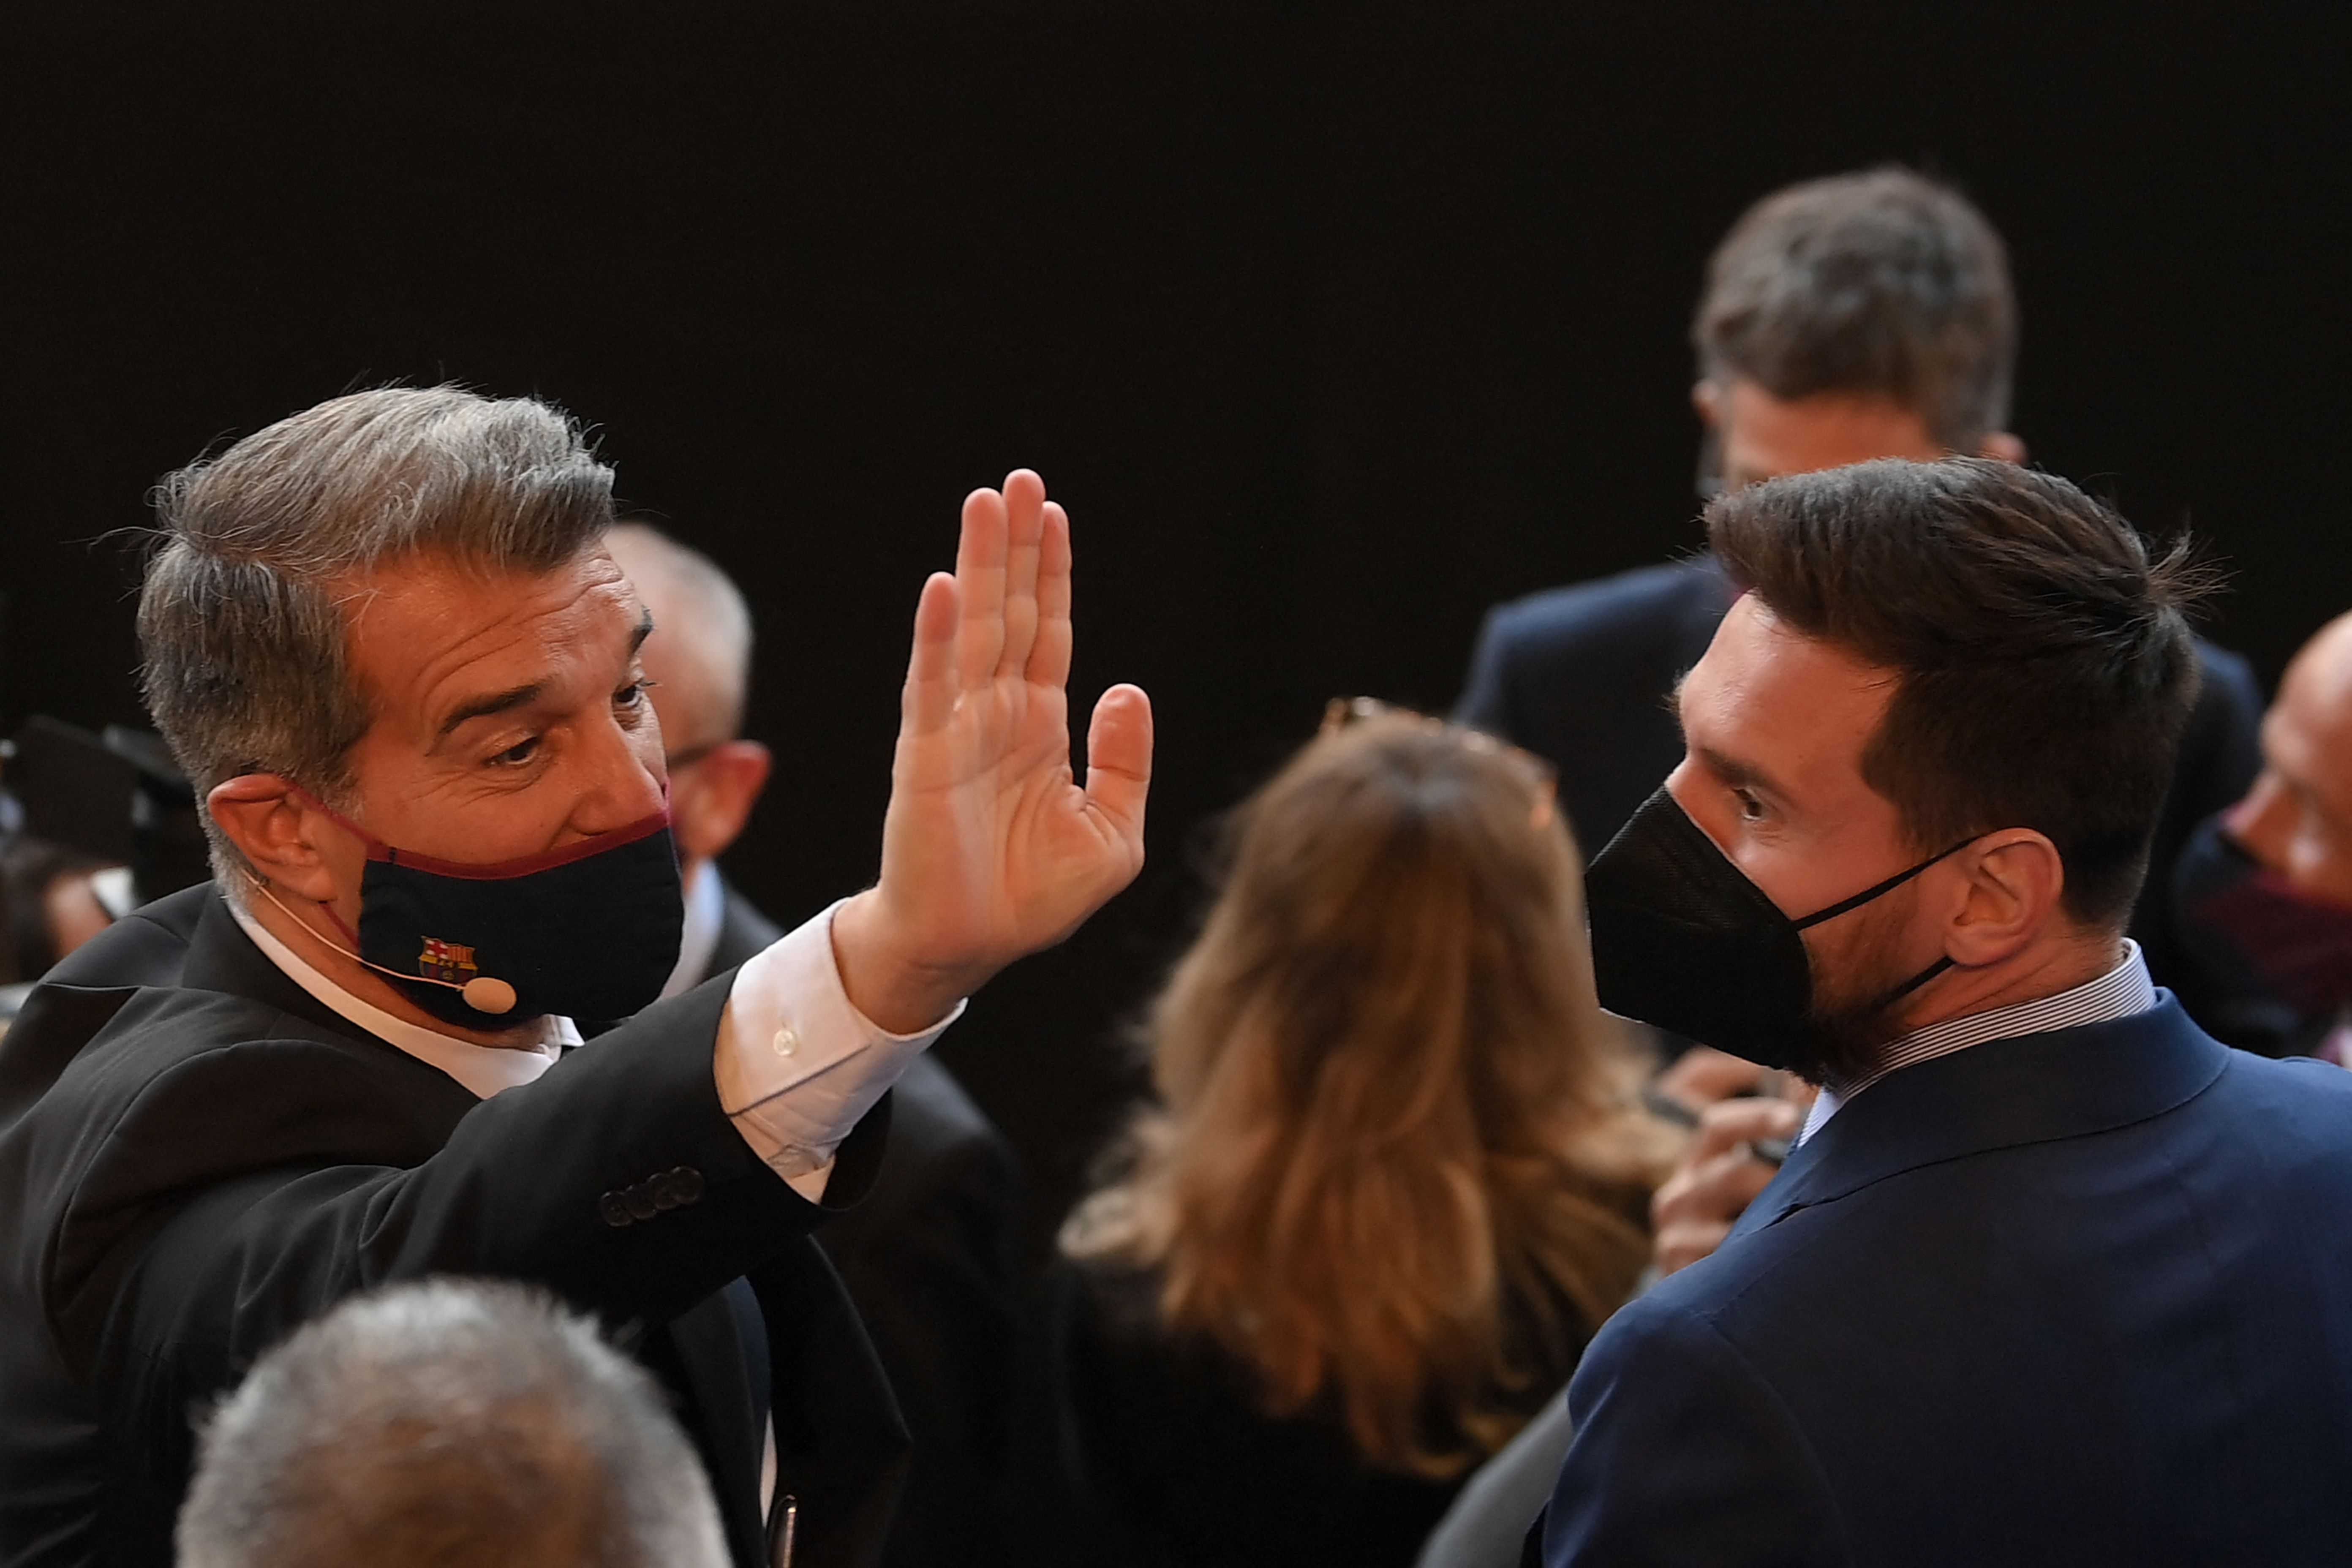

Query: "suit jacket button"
<box><xmin>599</xmin><ymin>1192</ymin><xmax>633</xmax><ymax>1228</ymax></box>
<box><xmin>651</xmin><ymin>1175</ymin><xmax>683</xmax><ymax>1211</ymax></box>
<box><xmin>623</xmin><ymin>1185</ymin><xmax>660</xmax><ymax>1221</ymax></box>
<box><xmin>669</xmin><ymin>1166</ymin><xmax>704</xmax><ymax>1204</ymax></box>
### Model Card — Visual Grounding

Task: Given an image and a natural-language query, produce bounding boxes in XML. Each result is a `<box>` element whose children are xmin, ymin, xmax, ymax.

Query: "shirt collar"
<box><xmin>229</xmin><ymin>901</ymin><xmax>576</xmax><ymax>1100</ymax></box>
<box><xmin>659</xmin><ymin>858</ymin><xmax>727</xmax><ymax>1000</ymax></box>
<box><xmin>1799</xmin><ymin>939</ymin><xmax>2156</xmax><ymax>1144</ymax></box>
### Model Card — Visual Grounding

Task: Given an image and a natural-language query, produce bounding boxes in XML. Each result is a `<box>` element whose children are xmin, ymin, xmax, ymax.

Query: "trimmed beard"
<box><xmin>1783</xmin><ymin>882</ymin><xmax>1930</xmax><ymax>1088</ymax></box>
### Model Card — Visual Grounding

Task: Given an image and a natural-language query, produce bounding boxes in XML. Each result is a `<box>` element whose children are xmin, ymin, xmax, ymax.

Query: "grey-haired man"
<box><xmin>0</xmin><ymin>387</ymin><xmax>1151</xmax><ymax>1568</ymax></box>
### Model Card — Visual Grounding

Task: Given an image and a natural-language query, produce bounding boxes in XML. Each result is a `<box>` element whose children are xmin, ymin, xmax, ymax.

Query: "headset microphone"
<box><xmin>243</xmin><ymin>875</ymin><xmax>519</xmax><ymax>1016</ymax></box>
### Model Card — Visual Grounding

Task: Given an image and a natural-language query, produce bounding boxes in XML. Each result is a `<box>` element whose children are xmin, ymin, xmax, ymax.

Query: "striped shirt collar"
<box><xmin>1799</xmin><ymin>939</ymin><xmax>2156</xmax><ymax>1144</ymax></box>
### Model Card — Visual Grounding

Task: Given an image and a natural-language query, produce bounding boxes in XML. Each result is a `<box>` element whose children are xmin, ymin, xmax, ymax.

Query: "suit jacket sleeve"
<box><xmin>58</xmin><ymin>975</ymin><xmax>883</xmax><ymax>1506</ymax></box>
<box><xmin>1536</xmin><ymin>1298</ymin><xmax>1845</xmax><ymax>1568</ymax></box>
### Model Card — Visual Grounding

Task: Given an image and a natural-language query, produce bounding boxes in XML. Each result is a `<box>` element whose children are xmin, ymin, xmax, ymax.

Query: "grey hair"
<box><xmin>175</xmin><ymin>1279</ymin><xmax>730</xmax><ymax>1568</ymax></box>
<box><xmin>603</xmin><ymin>522</ymin><xmax>756</xmax><ymax>754</ymax></box>
<box><xmin>137</xmin><ymin>387</ymin><xmax>616</xmax><ymax>879</ymax></box>
<box><xmin>1694</xmin><ymin>167</ymin><xmax>2017</xmax><ymax>451</ymax></box>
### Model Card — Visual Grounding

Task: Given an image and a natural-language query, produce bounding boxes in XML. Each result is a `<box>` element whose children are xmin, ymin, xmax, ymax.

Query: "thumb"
<box><xmin>1083</xmin><ymin>683</ymin><xmax>1153</xmax><ymax>845</ymax></box>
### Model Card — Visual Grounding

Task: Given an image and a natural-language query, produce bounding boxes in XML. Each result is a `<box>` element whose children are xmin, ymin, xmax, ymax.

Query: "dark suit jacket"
<box><xmin>1454</xmin><ymin>555</ymin><xmax>2265</xmax><ymax>1019</ymax></box>
<box><xmin>1533</xmin><ymin>999</ymin><xmax>2352</xmax><ymax>1566</ymax></box>
<box><xmin>706</xmin><ymin>881</ymin><xmax>1020</xmax><ymax>1568</ymax></box>
<box><xmin>0</xmin><ymin>885</ymin><xmax>907</xmax><ymax>1568</ymax></box>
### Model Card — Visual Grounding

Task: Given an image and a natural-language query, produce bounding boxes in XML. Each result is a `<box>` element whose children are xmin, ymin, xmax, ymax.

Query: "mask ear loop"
<box><xmin>1791</xmin><ymin>837</ymin><xmax>1979</xmax><ymax>1017</ymax></box>
<box><xmin>1791</xmin><ymin>837</ymin><xmax>1980</xmax><ymax>931</ymax></box>
<box><xmin>240</xmin><ymin>873</ymin><xmax>519</xmax><ymax>1016</ymax></box>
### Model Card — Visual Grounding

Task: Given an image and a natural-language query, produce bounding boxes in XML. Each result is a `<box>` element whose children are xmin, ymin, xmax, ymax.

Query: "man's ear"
<box><xmin>1692</xmin><ymin>379</ymin><xmax>1723</xmax><ymax>428</ymax></box>
<box><xmin>671</xmin><ymin>740</ymin><xmax>772</xmax><ymax>864</ymax></box>
<box><xmin>1978</xmin><ymin>430</ymin><xmax>2027</xmax><ymax>465</ymax></box>
<box><xmin>208</xmin><ymin>776</ymin><xmax>339</xmax><ymax>901</ymax></box>
<box><xmin>1943</xmin><ymin>828</ymin><xmax>2065</xmax><ymax>968</ymax></box>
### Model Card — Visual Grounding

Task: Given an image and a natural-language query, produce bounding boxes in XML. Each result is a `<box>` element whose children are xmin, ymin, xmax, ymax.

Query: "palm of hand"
<box><xmin>849</xmin><ymin>470</ymin><xmax>1152</xmax><ymax>1024</ymax></box>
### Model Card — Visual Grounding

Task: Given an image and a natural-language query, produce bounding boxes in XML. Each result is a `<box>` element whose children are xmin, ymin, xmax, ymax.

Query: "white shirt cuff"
<box><xmin>713</xmin><ymin>897</ymin><xmax>964</xmax><ymax>1200</ymax></box>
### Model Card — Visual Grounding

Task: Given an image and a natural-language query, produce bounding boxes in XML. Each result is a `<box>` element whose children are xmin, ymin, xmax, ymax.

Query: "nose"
<box><xmin>564</xmin><ymin>704</ymin><xmax>670</xmax><ymax>841</ymax></box>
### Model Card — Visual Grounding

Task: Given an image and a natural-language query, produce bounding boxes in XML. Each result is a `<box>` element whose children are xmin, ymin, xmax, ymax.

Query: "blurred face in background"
<box><xmin>601</xmin><ymin>529</ymin><xmax>771</xmax><ymax>876</ymax></box>
<box><xmin>2227</xmin><ymin>615</ymin><xmax>2352</xmax><ymax>904</ymax></box>
<box><xmin>1694</xmin><ymin>377</ymin><xmax>2025</xmax><ymax>494</ymax></box>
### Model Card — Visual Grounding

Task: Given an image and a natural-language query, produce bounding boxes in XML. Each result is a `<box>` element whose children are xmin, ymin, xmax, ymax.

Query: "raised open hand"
<box><xmin>833</xmin><ymin>470</ymin><xmax>1152</xmax><ymax>1032</ymax></box>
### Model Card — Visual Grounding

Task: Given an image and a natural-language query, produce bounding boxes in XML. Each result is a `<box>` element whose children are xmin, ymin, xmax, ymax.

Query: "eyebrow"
<box><xmin>1692</xmin><ymin>742</ymin><xmax>1785</xmax><ymax>799</ymax></box>
<box><xmin>435</xmin><ymin>681</ymin><xmax>547</xmax><ymax>743</ymax></box>
<box><xmin>1669</xmin><ymin>679</ymin><xmax>1792</xmax><ymax>800</ymax></box>
<box><xmin>432</xmin><ymin>610</ymin><xmax>656</xmax><ymax>744</ymax></box>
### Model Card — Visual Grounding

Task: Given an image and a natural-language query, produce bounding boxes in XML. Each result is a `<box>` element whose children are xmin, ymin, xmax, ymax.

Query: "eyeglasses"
<box><xmin>1320</xmin><ymin>697</ymin><xmax>1560</xmax><ymax>825</ymax></box>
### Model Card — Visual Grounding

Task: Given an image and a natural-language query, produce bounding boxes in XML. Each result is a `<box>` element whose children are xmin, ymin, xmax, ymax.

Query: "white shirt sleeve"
<box><xmin>713</xmin><ymin>898</ymin><xmax>964</xmax><ymax>1201</ymax></box>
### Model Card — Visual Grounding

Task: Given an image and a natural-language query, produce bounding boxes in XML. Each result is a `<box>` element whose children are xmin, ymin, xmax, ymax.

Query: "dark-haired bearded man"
<box><xmin>1529</xmin><ymin>457</ymin><xmax>2352</xmax><ymax>1566</ymax></box>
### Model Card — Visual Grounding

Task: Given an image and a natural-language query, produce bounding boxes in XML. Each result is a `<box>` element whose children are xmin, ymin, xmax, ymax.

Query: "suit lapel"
<box><xmin>1734</xmin><ymin>999</ymin><xmax>2231</xmax><ymax>1240</ymax></box>
<box><xmin>178</xmin><ymin>892</ymin><xmax>388</xmax><ymax>1050</ymax></box>
<box><xmin>751</xmin><ymin>1241</ymin><xmax>910</xmax><ymax>1568</ymax></box>
<box><xmin>642</xmin><ymin>1282</ymin><xmax>772</xmax><ymax>1568</ymax></box>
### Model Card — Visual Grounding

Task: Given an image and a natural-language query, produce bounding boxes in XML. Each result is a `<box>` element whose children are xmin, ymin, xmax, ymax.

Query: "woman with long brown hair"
<box><xmin>1054</xmin><ymin>706</ymin><xmax>1679</xmax><ymax>1566</ymax></box>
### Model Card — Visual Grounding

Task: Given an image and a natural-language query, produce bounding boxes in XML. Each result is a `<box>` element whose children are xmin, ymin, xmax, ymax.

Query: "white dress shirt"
<box><xmin>231</xmin><ymin>894</ymin><xmax>960</xmax><ymax>1201</ymax></box>
<box><xmin>660</xmin><ymin>858</ymin><xmax>729</xmax><ymax>1002</ymax></box>
<box><xmin>1797</xmin><ymin>939</ymin><xmax>2158</xmax><ymax>1145</ymax></box>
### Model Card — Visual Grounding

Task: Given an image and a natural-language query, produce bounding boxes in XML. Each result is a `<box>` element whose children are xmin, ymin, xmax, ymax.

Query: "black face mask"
<box><xmin>285</xmin><ymin>791</ymin><xmax>685</xmax><ymax>1026</ymax></box>
<box><xmin>1584</xmin><ymin>787</ymin><xmax>1964</xmax><ymax>1069</ymax></box>
<box><xmin>2174</xmin><ymin>814</ymin><xmax>2352</xmax><ymax>1024</ymax></box>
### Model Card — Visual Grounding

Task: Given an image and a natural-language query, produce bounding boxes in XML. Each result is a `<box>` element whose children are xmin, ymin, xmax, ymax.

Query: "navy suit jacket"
<box><xmin>1535</xmin><ymin>999</ymin><xmax>2352</xmax><ymax>1566</ymax></box>
<box><xmin>1454</xmin><ymin>556</ymin><xmax>2266</xmax><ymax>1024</ymax></box>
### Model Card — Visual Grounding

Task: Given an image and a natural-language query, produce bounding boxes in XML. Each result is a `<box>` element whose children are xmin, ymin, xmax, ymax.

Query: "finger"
<box><xmin>1693</xmin><ymin>1146</ymin><xmax>1782</xmax><ymax>1210</ymax></box>
<box><xmin>1690</xmin><ymin>1096</ymin><xmax>1803</xmax><ymax>1161</ymax></box>
<box><xmin>1026</xmin><ymin>501</ymin><xmax>1073</xmax><ymax>690</ymax></box>
<box><xmin>1654</xmin><ymin>1046</ymin><xmax>1767</xmax><ymax>1114</ymax></box>
<box><xmin>954</xmin><ymin>486</ymin><xmax>1009</xmax><ymax>688</ymax></box>
<box><xmin>1655</xmin><ymin>1222</ymin><xmax>1734</xmax><ymax>1277</ymax></box>
<box><xmin>901</xmin><ymin>572</ymin><xmax>962</xmax><ymax>736</ymax></box>
<box><xmin>1083</xmin><ymin>683</ymin><xmax>1153</xmax><ymax>841</ymax></box>
<box><xmin>1654</xmin><ymin>1141</ymin><xmax>1778</xmax><ymax>1227</ymax></box>
<box><xmin>997</xmin><ymin>469</ymin><xmax>1045</xmax><ymax>678</ymax></box>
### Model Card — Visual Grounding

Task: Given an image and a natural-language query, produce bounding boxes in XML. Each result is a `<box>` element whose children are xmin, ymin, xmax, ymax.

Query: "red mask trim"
<box><xmin>288</xmin><ymin>787</ymin><xmax>673</xmax><ymax>881</ymax></box>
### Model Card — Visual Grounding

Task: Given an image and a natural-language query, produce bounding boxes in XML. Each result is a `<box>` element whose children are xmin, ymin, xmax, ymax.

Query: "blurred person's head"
<box><xmin>139</xmin><ymin>387</ymin><xmax>682</xmax><ymax>1043</ymax></box>
<box><xmin>2169</xmin><ymin>612</ymin><xmax>2352</xmax><ymax>1029</ymax></box>
<box><xmin>602</xmin><ymin>523</ymin><xmax>772</xmax><ymax>879</ymax></box>
<box><xmin>1693</xmin><ymin>168</ymin><xmax>2023</xmax><ymax>494</ymax></box>
<box><xmin>1063</xmin><ymin>710</ymin><xmax>1674</xmax><ymax>1478</ymax></box>
<box><xmin>0</xmin><ymin>835</ymin><xmax>116</xmax><ymax>983</ymax></box>
<box><xmin>2223</xmin><ymin>612</ymin><xmax>2352</xmax><ymax>904</ymax></box>
<box><xmin>175</xmin><ymin>1279</ymin><xmax>727</xmax><ymax>1568</ymax></box>
<box><xmin>1590</xmin><ymin>458</ymin><xmax>2201</xmax><ymax>1083</ymax></box>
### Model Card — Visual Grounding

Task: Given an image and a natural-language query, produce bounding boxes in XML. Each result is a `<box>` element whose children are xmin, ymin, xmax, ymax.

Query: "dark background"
<box><xmin>4</xmin><ymin>0</ymin><xmax>2348</xmax><ymax>1247</ymax></box>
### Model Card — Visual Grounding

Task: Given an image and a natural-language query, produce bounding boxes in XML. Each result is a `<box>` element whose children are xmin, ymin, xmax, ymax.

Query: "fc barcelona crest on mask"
<box><xmin>417</xmin><ymin>938</ymin><xmax>481</xmax><ymax>985</ymax></box>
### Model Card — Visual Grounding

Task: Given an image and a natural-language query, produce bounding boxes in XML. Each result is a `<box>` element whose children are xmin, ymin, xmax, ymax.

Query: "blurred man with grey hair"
<box><xmin>177</xmin><ymin>1279</ymin><xmax>729</xmax><ymax>1568</ymax></box>
<box><xmin>606</xmin><ymin>521</ymin><xmax>1019</xmax><ymax>1568</ymax></box>
<box><xmin>0</xmin><ymin>385</ymin><xmax>1152</xmax><ymax>1568</ymax></box>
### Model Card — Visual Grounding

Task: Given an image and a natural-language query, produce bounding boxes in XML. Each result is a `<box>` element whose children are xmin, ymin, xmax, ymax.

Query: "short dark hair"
<box><xmin>1708</xmin><ymin>457</ymin><xmax>2203</xmax><ymax>929</ymax></box>
<box><xmin>175</xmin><ymin>1279</ymin><xmax>727</xmax><ymax>1568</ymax></box>
<box><xmin>1695</xmin><ymin>169</ymin><xmax>2016</xmax><ymax>451</ymax></box>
